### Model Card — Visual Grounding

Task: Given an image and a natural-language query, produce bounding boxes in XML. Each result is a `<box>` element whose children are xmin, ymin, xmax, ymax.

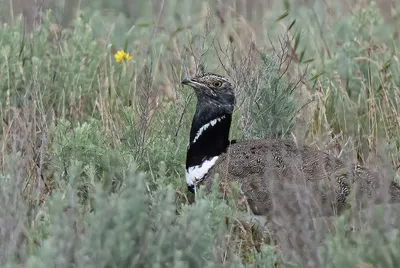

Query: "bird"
<box><xmin>182</xmin><ymin>72</ymin><xmax>400</xmax><ymax>217</ymax></box>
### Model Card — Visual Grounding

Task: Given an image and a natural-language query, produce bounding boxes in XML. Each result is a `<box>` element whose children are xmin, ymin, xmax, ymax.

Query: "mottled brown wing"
<box><xmin>203</xmin><ymin>139</ymin><xmax>400</xmax><ymax>216</ymax></box>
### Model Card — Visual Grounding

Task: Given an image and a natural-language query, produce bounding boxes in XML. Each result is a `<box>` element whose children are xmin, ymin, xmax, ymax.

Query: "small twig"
<box><xmin>173</xmin><ymin>92</ymin><xmax>194</xmax><ymax>143</ymax></box>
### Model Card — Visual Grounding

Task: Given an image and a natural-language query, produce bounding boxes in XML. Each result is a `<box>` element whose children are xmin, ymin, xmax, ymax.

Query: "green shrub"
<box><xmin>24</xmin><ymin>164</ymin><xmax>247</xmax><ymax>268</ymax></box>
<box><xmin>247</xmin><ymin>52</ymin><xmax>297</xmax><ymax>139</ymax></box>
<box><xmin>51</xmin><ymin>119</ymin><xmax>131</xmax><ymax>201</ymax></box>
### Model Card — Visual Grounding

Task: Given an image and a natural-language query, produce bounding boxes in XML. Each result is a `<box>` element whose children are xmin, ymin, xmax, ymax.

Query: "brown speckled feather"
<box><xmin>204</xmin><ymin>139</ymin><xmax>400</xmax><ymax>216</ymax></box>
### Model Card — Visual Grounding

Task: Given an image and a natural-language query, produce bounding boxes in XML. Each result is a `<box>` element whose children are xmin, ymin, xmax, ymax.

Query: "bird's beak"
<box><xmin>182</xmin><ymin>77</ymin><xmax>203</xmax><ymax>89</ymax></box>
<box><xmin>182</xmin><ymin>77</ymin><xmax>217</xmax><ymax>97</ymax></box>
<box><xmin>182</xmin><ymin>77</ymin><xmax>191</xmax><ymax>85</ymax></box>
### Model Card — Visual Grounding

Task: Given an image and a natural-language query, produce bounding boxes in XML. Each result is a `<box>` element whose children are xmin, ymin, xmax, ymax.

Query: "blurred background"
<box><xmin>1</xmin><ymin>0</ymin><xmax>400</xmax><ymax>267</ymax></box>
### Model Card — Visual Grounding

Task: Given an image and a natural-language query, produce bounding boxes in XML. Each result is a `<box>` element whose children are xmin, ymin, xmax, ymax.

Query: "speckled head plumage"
<box><xmin>182</xmin><ymin>72</ymin><xmax>235</xmax><ymax>110</ymax></box>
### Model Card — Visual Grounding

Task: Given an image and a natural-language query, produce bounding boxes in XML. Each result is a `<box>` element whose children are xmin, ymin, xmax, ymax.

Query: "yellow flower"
<box><xmin>114</xmin><ymin>50</ymin><xmax>132</xmax><ymax>63</ymax></box>
<box><xmin>124</xmin><ymin>53</ymin><xmax>132</xmax><ymax>61</ymax></box>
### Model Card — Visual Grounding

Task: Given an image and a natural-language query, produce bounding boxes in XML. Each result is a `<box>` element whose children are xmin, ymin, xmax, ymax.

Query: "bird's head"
<box><xmin>182</xmin><ymin>73</ymin><xmax>235</xmax><ymax>110</ymax></box>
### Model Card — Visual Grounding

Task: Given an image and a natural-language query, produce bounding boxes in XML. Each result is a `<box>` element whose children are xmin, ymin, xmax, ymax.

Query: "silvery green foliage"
<box><xmin>24</xmin><ymin>164</ymin><xmax>246</xmax><ymax>268</ymax></box>
<box><xmin>0</xmin><ymin>153</ymin><xmax>28</xmax><ymax>266</ymax></box>
<box><xmin>247</xmin><ymin>53</ymin><xmax>297</xmax><ymax>140</ymax></box>
<box><xmin>51</xmin><ymin>119</ymin><xmax>130</xmax><ymax>190</ymax></box>
<box><xmin>318</xmin><ymin>210</ymin><xmax>400</xmax><ymax>268</ymax></box>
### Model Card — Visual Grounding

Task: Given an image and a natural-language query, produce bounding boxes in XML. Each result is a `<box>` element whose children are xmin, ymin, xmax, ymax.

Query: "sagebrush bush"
<box><xmin>22</xmin><ymin>164</ymin><xmax>260</xmax><ymax>268</ymax></box>
<box><xmin>0</xmin><ymin>153</ymin><xmax>28</xmax><ymax>266</ymax></box>
<box><xmin>246</xmin><ymin>52</ymin><xmax>297</xmax><ymax>139</ymax></box>
<box><xmin>51</xmin><ymin>118</ymin><xmax>132</xmax><ymax>203</ymax></box>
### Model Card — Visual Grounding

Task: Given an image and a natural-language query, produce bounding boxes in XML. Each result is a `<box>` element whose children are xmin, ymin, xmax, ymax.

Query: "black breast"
<box><xmin>186</xmin><ymin>115</ymin><xmax>232</xmax><ymax>169</ymax></box>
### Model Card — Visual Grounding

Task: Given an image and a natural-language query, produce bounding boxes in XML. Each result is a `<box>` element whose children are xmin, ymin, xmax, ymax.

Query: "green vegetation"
<box><xmin>0</xmin><ymin>0</ymin><xmax>400</xmax><ymax>267</ymax></box>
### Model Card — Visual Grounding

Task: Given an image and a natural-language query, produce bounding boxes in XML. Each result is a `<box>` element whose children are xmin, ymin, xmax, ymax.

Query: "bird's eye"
<box><xmin>213</xmin><ymin>81</ymin><xmax>222</xmax><ymax>88</ymax></box>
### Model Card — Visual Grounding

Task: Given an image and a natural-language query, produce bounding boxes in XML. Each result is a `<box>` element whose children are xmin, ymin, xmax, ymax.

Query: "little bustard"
<box><xmin>182</xmin><ymin>72</ymin><xmax>400</xmax><ymax>216</ymax></box>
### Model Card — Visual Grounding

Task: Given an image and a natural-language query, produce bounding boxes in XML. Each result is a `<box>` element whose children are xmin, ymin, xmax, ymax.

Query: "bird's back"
<box><xmin>204</xmin><ymin>139</ymin><xmax>400</xmax><ymax>216</ymax></box>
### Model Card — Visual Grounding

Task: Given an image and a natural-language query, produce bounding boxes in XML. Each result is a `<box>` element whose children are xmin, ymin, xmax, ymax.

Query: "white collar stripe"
<box><xmin>192</xmin><ymin>116</ymin><xmax>225</xmax><ymax>144</ymax></box>
<box><xmin>185</xmin><ymin>156</ymin><xmax>219</xmax><ymax>186</ymax></box>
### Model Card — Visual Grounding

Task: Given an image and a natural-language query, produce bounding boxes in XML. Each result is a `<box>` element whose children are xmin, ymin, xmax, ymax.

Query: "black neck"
<box><xmin>186</xmin><ymin>114</ymin><xmax>232</xmax><ymax>169</ymax></box>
